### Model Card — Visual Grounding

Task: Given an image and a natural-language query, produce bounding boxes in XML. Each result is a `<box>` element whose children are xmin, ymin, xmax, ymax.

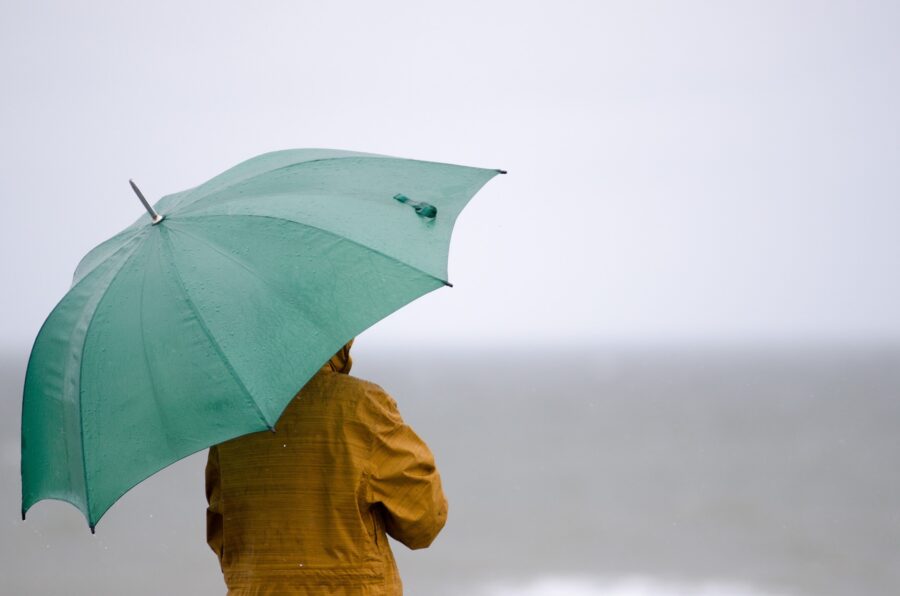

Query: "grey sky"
<box><xmin>2</xmin><ymin>1</ymin><xmax>899</xmax><ymax>348</ymax></box>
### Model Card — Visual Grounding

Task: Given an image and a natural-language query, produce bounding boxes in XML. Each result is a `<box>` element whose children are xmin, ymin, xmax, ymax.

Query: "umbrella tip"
<box><xmin>443</xmin><ymin>280</ymin><xmax>454</xmax><ymax>288</ymax></box>
<box><xmin>496</xmin><ymin>169</ymin><xmax>508</xmax><ymax>174</ymax></box>
<box><xmin>129</xmin><ymin>179</ymin><xmax>165</xmax><ymax>225</ymax></box>
<box><xmin>21</xmin><ymin>509</ymin><xmax>25</xmax><ymax>521</ymax></box>
<box><xmin>90</xmin><ymin>524</ymin><xmax>96</xmax><ymax>535</ymax></box>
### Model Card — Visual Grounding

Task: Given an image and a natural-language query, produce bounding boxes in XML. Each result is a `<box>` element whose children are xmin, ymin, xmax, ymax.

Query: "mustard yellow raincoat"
<box><xmin>206</xmin><ymin>343</ymin><xmax>447</xmax><ymax>595</ymax></box>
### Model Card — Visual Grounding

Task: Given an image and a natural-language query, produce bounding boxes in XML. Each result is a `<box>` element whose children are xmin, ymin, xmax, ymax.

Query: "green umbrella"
<box><xmin>21</xmin><ymin>148</ymin><xmax>504</xmax><ymax>531</ymax></box>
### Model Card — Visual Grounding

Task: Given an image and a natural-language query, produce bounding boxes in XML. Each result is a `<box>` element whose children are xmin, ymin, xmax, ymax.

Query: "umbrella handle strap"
<box><xmin>393</xmin><ymin>194</ymin><xmax>437</xmax><ymax>219</ymax></box>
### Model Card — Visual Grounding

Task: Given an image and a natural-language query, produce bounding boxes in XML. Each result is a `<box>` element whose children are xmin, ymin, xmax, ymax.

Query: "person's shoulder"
<box><xmin>348</xmin><ymin>375</ymin><xmax>395</xmax><ymax>407</ymax></box>
<box><xmin>319</xmin><ymin>370</ymin><xmax>381</xmax><ymax>392</ymax></box>
<box><xmin>311</xmin><ymin>371</ymin><xmax>392</xmax><ymax>407</ymax></box>
<box><xmin>330</xmin><ymin>374</ymin><xmax>400</xmax><ymax>424</ymax></box>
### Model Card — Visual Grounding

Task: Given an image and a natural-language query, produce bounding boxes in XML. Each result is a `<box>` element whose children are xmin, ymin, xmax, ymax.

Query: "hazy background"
<box><xmin>3</xmin><ymin>0</ymin><xmax>900</xmax><ymax>349</ymax></box>
<box><xmin>2</xmin><ymin>1</ymin><xmax>900</xmax><ymax>595</ymax></box>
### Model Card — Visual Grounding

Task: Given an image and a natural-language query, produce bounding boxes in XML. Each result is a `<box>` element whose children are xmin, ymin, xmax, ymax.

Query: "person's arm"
<box><xmin>365</xmin><ymin>385</ymin><xmax>448</xmax><ymax>549</ymax></box>
<box><xmin>205</xmin><ymin>445</ymin><xmax>224</xmax><ymax>565</ymax></box>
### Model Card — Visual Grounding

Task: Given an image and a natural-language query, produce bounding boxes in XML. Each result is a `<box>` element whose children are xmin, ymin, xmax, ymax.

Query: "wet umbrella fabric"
<box><xmin>21</xmin><ymin>148</ymin><xmax>503</xmax><ymax>530</ymax></box>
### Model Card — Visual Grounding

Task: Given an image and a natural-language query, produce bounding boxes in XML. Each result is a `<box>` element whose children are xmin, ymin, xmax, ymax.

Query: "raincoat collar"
<box><xmin>324</xmin><ymin>340</ymin><xmax>353</xmax><ymax>374</ymax></box>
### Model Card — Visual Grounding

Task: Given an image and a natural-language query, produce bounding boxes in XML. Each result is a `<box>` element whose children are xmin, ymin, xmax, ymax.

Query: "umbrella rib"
<box><xmin>172</xmin><ymin>154</ymin><xmax>395</xmax><ymax>213</ymax></box>
<box><xmin>178</xmin><ymin>213</ymin><xmax>453</xmax><ymax>287</ymax></box>
<box><xmin>72</xmin><ymin>227</ymin><xmax>145</xmax><ymax>287</ymax></box>
<box><xmin>162</xmin><ymin>224</ymin><xmax>341</xmax><ymax>349</ymax></box>
<box><xmin>163</xmin><ymin>223</ymin><xmax>310</xmax><ymax>303</ymax></box>
<box><xmin>137</xmin><ymin>236</ymin><xmax>177</xmax><ymax>453</ymax></box>
<box><xmin>173</xmin><ymin>153</ymin><xmax>494</xmax><ymax>215</ymax></box>
<box><xmin>158</xmin><ymin>228</ymin><xmax>274</xmax><ymax>431</ymax></box>
<box><xmin>75</xmin><ymin>232</ymin><xmax>149</xmax><ymax>529</ymax></box>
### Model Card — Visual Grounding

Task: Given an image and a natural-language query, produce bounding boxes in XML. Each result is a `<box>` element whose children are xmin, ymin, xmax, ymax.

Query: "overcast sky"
<box><xmin>2</xmin><ymin>1</ymin><xmax>899</xmax><ymax>349</ymax></box>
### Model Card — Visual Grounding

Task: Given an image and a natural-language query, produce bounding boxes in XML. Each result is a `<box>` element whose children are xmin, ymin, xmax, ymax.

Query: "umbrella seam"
<box><xmin>71</xmin><ymin>227</ymin><xmax>144</xmax><ymax>287</ymax></box>
<box><xmin>137</xmin><ymin>235</ymin><xmax>177</xmax><ymax>454</ymax></box>
<box><xmin>162</xmin><ymin>225</ymin><xmax>321</xmax><ymax>322</ymax></box>
<box><xmin>171</xmin><ymin>154</ymin><xmax>492</xmax><ymax>214</ymax></box>
<box><xmin>158</xmin><ymin>227</ymin><xmax>273</xmax><ymax>430</ymax></box>
<box><xmin>22</xmin><ymin>230</ymin><xmax>146</xmax><ymax>525</ymax></box>
<box><xmin>161</xmin><ymin>224</ymin><xmax>335</xmax><ymax>340</ymax></box>
<box><xmin>172</xmin><ymin>154</ymin><xmax>403</xmax><ymax>212</ymax></box>
<box><xmin>76</xmin><ymin>231</ymin><xmax>149</xmax><ymax>528</ymax></box>
<box><xmin>174</xmin><ymin>213</ymin><xmax>452</xmax><ymax>287</ymax></box>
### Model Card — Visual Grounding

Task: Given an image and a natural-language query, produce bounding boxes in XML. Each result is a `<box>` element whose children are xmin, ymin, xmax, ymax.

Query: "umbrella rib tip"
<box><xmin>496</xmin><ymin>169</ymin><xmax>508</xmax><ymax>174</ymax></box>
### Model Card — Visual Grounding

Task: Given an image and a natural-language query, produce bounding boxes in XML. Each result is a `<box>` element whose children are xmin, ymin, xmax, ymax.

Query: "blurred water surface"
<box><xmin>2</xmin><ymin>345</ymin><xmax>899</xmax><ymax>595</ymax></box>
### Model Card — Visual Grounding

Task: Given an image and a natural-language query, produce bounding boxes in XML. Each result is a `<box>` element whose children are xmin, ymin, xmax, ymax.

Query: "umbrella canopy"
<box><xmin>21</xmin><ymin>148</ymin><xmax>504</xmax><ymax>531</ymax></box>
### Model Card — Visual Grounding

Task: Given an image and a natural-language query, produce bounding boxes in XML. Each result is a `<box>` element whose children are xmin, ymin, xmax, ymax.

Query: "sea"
<box><xmin>2</xmin><ymin>344</ymin><xmax>899</xmax><ymax>596</ymax></box>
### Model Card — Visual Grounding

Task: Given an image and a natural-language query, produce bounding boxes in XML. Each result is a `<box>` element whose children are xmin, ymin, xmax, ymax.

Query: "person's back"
<box><xmin>206</xmin><ymin>343</ymin><xmax>447</xmax><ymax>595</ymax></box>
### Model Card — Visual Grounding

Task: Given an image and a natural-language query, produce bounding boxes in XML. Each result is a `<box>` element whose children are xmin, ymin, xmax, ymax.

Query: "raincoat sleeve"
<box><xmin>365</xmin><ymin>385</ymin><xmax>448</xmax><ymax>550</ymax></box>
<box><xmin>205</xmin><ymin>445</ymin><xmax>224</xmax><ymax>565</ymax></box>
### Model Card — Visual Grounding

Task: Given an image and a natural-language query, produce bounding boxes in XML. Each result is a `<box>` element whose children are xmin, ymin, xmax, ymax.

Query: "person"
<box><xmin>205</xmin><ymin>340</ymin><xmax>447</xmax><ymax>595</ymax></box>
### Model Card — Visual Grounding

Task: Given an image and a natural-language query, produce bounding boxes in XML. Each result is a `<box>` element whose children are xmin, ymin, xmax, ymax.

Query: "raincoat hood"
<box><xmin>324</xmin><ymin>340</ymin><xmax>353</xmax><ymax>374</ymax></box>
